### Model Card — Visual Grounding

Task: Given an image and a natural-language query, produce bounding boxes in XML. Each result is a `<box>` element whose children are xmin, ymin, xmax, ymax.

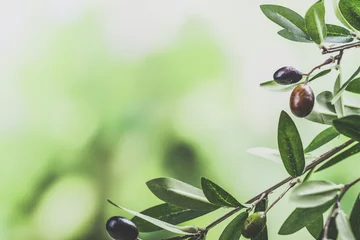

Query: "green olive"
<box><xmin>241</xmin><ymin>212</ymin><xmax>267</xmax><ymax>239</ymax></box>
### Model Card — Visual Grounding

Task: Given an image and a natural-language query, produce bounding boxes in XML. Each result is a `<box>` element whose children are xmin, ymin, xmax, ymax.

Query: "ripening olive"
<box><xmin>106</xmin><ymin>216</ymin><xmax>139</xmax><ymax>240</ymax></box>
<box><xmin>290</xmin><ymin>84</ymin><xmax>315</xmax><ymax>118</ymax></box>
<box><xmin>241</xmin><ymin>212</ymin><xmax>267</xmax><ymax>239</ymax></box>
<box><xmin>273</xmin><ymin>66</ymin><xmax>303</xmax><ymax>85</ymax></box>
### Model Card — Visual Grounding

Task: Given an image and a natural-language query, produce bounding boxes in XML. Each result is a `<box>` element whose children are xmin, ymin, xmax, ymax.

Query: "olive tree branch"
<box><xmin>322</xmin><ymin>40</ymin><xmax>360</xmax><ymax>54</ymax></box>
<box><xmin>322</xmin><ymin>176</ymin><xmax>360</xmax><ymax>239</ymax></box>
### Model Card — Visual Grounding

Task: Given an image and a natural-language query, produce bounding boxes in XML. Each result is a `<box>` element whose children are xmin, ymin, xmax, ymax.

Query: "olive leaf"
<box><xmin>306</xmin><ymin>215</ymin><xmax>323</xmax><ymax>239</ymax></box>
<box><xmin>277</xmin><ymin>29</ymin><xmax>312</xmax><ymax>43</ymax></box>
<box><xmin>107</xmin><ymin>200</ymin><xmax>199</xmax><ymax>235</ymax></box>
<box><xmin>219</xmin><ymin>212</ymin><xmax>249</xmax><ymax>240</ymax></box>
<box><xmin>305</xmin><ymin>111</ymin><xmax>338</xmax><ymax>125</ymax></box>
<box><xmin>324</xmin><ymin>24</ymin><xmax>354</xmax><ymax>43</ymax></box>
<box><xmin>146</xmin><ymin>178</ymin><xmax>218</xmax><ymax>211</ymax></box>
<box><xmin>333</xmin><ymin>0</ymin><xmax>357</xmax><ymax>32</ymax></box>
<box><xmin>309</xmin><ymin>69</ymin><xmax>332</xmax><ymax>82</ymax></box>
<box><xmin>332</xmin><ymin>66</ymin><xmax>360</xmax><ymax>104</ymax></box>
<box><xmin>259</xmin><ymin>80</ymin><xmax>300</xmax><ymax>92</ymax></box>
<box><xmin>350</xmin><ymin>193</ymin><xmax>360</xmax><ymax>239</ymax></box>
<box><xmin>305</xmin><ymin>0</ymin><xmax>327</xmax><ymax>45</ymax></box>
<box><xmin>260</xmin><ymin>5</ymin><xmax>308</xmax><ymax>37</ymax></box>
<box><xmin>333</xmin><ymin>115</ymin><xmax>360</xmax><ymax>142</ymax></box>
<box><xmin>290</xmin><ymin>180</ymin><xmax>342</xmax><ymax>208</ymax></box>
<box><xmin>316</xmin><ymin>91</ymin><xmax>336</xmax><ymax>113</ymax></box>
<box><xmin>304</xmin><ymin>126</ymin><xmax>339</xmax><ymax>153</ymax></box>
<box><xmin>131</xmin><ymin>203</ymin><xmax>213</xmax><ymax>232</ymax></box>
<box><xmin>278</xmin><ymin>198</ymin><xmax>335</xmax><ymax>235</ymax></box>
<box><xmin>252</xmin><ymin>198</ymin><xmax>268</xmax><ymax>240</ymax></box>
<box><xmin>201</xmin><ymin>177</ymin><xmax>244</xmax><ymax>208</ymax></box>
<box><xmin>278</xmin><ymin>111</ymin><xmax>305</xmax><ymax>177</ymax></box>
<box><xmin>333</xmin><ymin>73</ymin><xmax>345</xmax><ymax>118</ymax></box>
<box><xmin>336</xmin><ymin>208</ymin><xmax>356</xmax><ymax>240</ymax></box>
<box><xmin>317</xmin><ymin>217</ymin><xmax>338</xmax><ymax>240</ymax></box>
<box><xmin>346</xmin><ymin>77</ymin><xmax>360</xmax><ymax>94</ymax></box>
<box><xmin>339</xmin><ymin>0</ymin><xmax>360</xmax><ymax>32</ymax></box>
<box><xmin>316</xmin><ymin>143</ymin><xmax>360</xmax><ymax>171</ymax></box>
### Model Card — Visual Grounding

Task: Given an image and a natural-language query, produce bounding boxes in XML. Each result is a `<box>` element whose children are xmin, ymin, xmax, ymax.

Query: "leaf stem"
<box><xmin>322</xmin><ymin>41</ymin><xmax>360</xmax><ymax>54</ymax></box>
<box><xmin>264</xmin><ymin>180</ymin><xmax>298</xmax><ymax>214</ymax></box>
<box><xmin>322</xmin><ymin>176</ymin><xmax>360</xmax><ymax>239</ymax></box>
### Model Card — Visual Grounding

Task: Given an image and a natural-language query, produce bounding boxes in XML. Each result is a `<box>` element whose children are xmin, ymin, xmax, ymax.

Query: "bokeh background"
<box><xmin>1</xmin><ymin>0</ymin><xmax>359</xmax><ymax>239</ymax></box>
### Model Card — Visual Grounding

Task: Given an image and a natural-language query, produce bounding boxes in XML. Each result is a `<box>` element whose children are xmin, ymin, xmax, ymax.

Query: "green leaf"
<box><xmin>219</xmin><ymin>212</ymin><xmax>249</xmax><ymax>240</ymax></box>
<box><xmin>131</xmin><ymin>204</ymin><xmax>212</xmax><ymax>232</ymax></box>
<box><xmin>333</xmin><ymin>0</ymin><xmax>357</xmax><ymax>32</ymax></box>
<box><xmin>290</xmin><ymin>180</ymin><xmax>341</xmax><ymax>208</ymax></box>
<box><xmin>277</xmin><ymin>29</ymin><xmax>312</xmax><ymax>43</ymax></box>
<box><xmin>316</xmin><ymin>91</ymin><xmax>336</xmax><ymax>113</ymax></box>
<box><xmin>305</xmin><ymin>1</ymin><xmax>327</xmax><ymax>45</ymax></box>
<box><xmin>107</xmin><ymin>200</ymin><xmax>199</xmax><ymax>235</ymax></box>
<box><xmin>339</xmin><ymin>0</ymin><xmax>360</xmax><ymax>32</ymax></box>
<box><xmin>325</xmin><ymin>24</ymin><xmax>354</xmax><ymax>43</ymax></box>
<box><xmin>259</xmin><ymin>80</ymin><xmax>300</xmax><ymax>92</ymax></box>
<box><xmin>278</xmin><ymin>111</ymin><xmax>305</xmax><ymax>177</ymax></box>
<box><xmin>247</xmin><ymin>147</ymin><xmax>314</xmax><ymax>164</ymax></box>
<box><xmin>309</xmin><ymin>69</ymin><xmax>332</xmax><ymax>82</ymax></box>
<box><xmin>306</xmin><ymin>215</ymin><xmax>323</xmax><ymax>239</ymax></box>
<box><xmin>336</xmin><ymin>208</ymin><xmax>356</xmax><ymax>240</ymax></box>
<box><xmin>304</xmin><ymin>126</ymin><xmax>339</xmax><ymax>153</ymax></box>
<box><xmin>317</xmin><ymin>217</ymin><xmax>338</xmax><ymax>240</ymax></box>
<box><xmin>333</xmin><ymin>115</ymin><xmax>360</xmax><ymax>142</ymax></box>
<box><xmin>333</xmin><ymin>73</ymin><xmax>345</xmax><ymax>118</ymax></box>
<box><xmin>253</xmin><ymin>198</ymin><xmax>268</xmax><ymax>240</ymax></box>
<box><xmin>278</xmin><ymin>198</ymin><xmax>335</xmax><ymax>235</ymax></box>
<box><xmin>317</xmin><ymin>143</ymin><xmax>360</xmax><ymax>171</ymax></box>
<box><xmin>201</xmin><ymin>177</ymin><xmax>244</xmax><ymax>208</ymax></box>
<box><xmin>350</xmin><ymin>193</ymin><xmax>360</xmax><ymax>239</ymax></box>
<box><xmin>346</xmin><ymin>77</ymin><xmax>360</xmax><ymax>93</ymax></box>
<box><xmin>146</xmin><ymin>178</ymin><xmax>218</xmax><ymax>211</ymax></box>
<box><xmin>332</xmin><ymin>66</ymin><xmax>360</xmax><ymax>104</ymax></box>
<box><xmin>260</xmin><ymin>5</ymin><xmax>308</xmax><ymax>37</ymax></box>
<box><xmin>345</xmin><ymin>105</ymin><xmax>360</xmax><ymax>115</ymax></box>
<box><xmin>305</xmin><ymin>111</ymin><xmax>338</xmax><ymax>125</ymax></box>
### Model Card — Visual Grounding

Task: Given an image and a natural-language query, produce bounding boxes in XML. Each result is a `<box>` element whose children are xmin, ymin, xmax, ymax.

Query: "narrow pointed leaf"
<box><xmin>316</xmin><ymin>91</ymin><xmax>336</xmax><ymax>113</ymax></box>
<box><xmin>333</xmin><ymin>115</ymin><xmax>360</xmax><ymax>142</ymax></box>
<box><xmin>290</xmin><ymin>181</ymin><xmax>341</xmax><ymax>208</ymax></box>
<box><xmin>305</xmin><ymin>111</ymin><xmax>338</xmax><ymax>125</ymax></box>
<box><xmin>339</xmin><ymin>0</ymin><xmax>360</xmax><ymax>31</ymax></box>
<box><xmin>346</xmin><ymin>77</ymin><xmax>360</xmax><ymax>94</ymax></box>
<box><xmin>309</xmin><ymin>69</ymin><xmax>332</xmax><ymax>82</ymax></box>
<box><xmin>306</xmin><ymin>215</ymin><xmax>323</xmax><ymax>239</ymax></box>
<box><xmin>332</xmin><ymin>66</ymin><xmax>360</xmax><ymax>104</ymax></box>
<box><xmin>260</xmin><ymin>5</ymin><xmax>308</xmax><ymax>37</ymax></box>
<box><xmin>333</xmin><ymin>73</ymin><xmax>345</xmax><ymax>118</ymax></box>
<box><xmin>305</xmin><ymin>126</ymin><xmax>339</xmax><ymax>153</ymax></box>
<box><xmin>146</xmin><ymin>178</ymin><xmax>218</xmax><ymax>211</ymax></box>
<box><xmin>107</xmin><ymin>200</ymin><xmax>199</xmax><ymax>235</ymax></box>
<box><xmin>305</xmin><ymin>1</ymin><xmax>327</xmax><ymax>45</ymax></box>
<box><xmin>277</xmin><ymin>29</ymin><xmax>312</xmax><ymax>43</ymax></box>
<box><xmin>336</xmin><ymin>208</ymin><xmax>356</xmax><ymax>240</ymax></box>
<box><xmin>333</xmin><ymin>0</ymin><xmax>357</xmax><ymax>31</ymax></box>
<box><xmin>317</xmin><ymin>142</ymin><xmax>360</xmax><ymax>171</ymax></box>
<box><xmin>279</xmin><ymin>198</ymin><xmax>335</xmax><ymax>235</ymax></box>
<box><xmin>219</xmin><ymin>212</ymin><xmax>249</xmax><ymax>240</ymax></box>
<box><xmin>253</xmin><ymin>198</ymin><xmax>268</xmax><ymax>240</ymax></box>
<box><xmin>259</xmin><ymin>80</ymin><xmax>300</xmax><ymax>92</ymax></box>
<box><xmin>131</xmin><ymin>204</ymin><xmax>213</xmax><ymax>232</ymax></box>
<box><xmin>201</xmin><ymin>177</ymin><xmax>244</xmax><ymax>208</ymax></box>
<box><xmin>350</xmin><ymin>193</ymin><xmax>360</xmax><ymax>239</ymax></box>
<box><xmin>325</xmin><ymin>24</ymin><xmax>354</xmax><ymax>43</ymax></box>
<box><xmin>278</xmin><ymin>111</ymin><xmax>305</xmax><ymax>177</ymax></box>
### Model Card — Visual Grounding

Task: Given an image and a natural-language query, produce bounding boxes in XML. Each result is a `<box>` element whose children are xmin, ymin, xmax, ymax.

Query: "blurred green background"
<box><xmin>1</xmin><ymin>1</ymin><xmax>359</xmax><ymax>239</ymax></box>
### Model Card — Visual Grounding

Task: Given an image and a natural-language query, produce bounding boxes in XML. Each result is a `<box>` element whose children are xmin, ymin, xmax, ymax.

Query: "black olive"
<box><xmin>290</xmin><ymin>84</ymin><xmax>315</xmax><ymax>118</ymax></box>
<box><xmin>273</xmin><ymin>66</ymin><xmax>303</xmax><ymax>85</ymax></box>
<box><xmin>242</xmin><ymin>212</ymin><xmax>267</xmax><ymax>239</ymax></box>
<box><xmin>106</xmin><ymin>216</ymin><xmax>139</xmax><ymax>240</ymax></box>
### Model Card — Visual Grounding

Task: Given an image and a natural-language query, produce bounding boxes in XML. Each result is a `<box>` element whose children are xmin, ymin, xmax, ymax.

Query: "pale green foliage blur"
<box><xmin>0</xmin><ymin>1</ymin><xmax>359</xmax><ymax>240</ymax></box>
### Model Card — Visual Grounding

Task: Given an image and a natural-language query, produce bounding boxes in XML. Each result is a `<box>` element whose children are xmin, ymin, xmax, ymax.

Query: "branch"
<box><xmin>322</xmin><ymin>41</ymin><xmax>360</xmax><ymax>54</ymax></box>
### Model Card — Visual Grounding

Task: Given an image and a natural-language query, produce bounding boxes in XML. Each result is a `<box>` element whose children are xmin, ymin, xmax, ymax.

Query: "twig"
<box><xmin>322</xmin><ymin>41</ymin><xmax>360</xmax><ymax>54</ymax></box>
<box><xmin>265</xmin><ymin>179</ymin><xmax>299</xmax><ymax>214</ymax></box>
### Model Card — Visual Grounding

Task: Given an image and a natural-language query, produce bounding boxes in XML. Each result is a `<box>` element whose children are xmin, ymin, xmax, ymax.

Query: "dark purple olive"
<box><xmin>241</xmin><ymin>212</ymin><xmax>267</xmax><ymax>238</ymax></box>
<box><xmin>106</xmin><ymin>216</ymin><xmax>139</xmax><ymax>240</ymax></box>
<box><xmin>273</xmin><ymin>66</ymin><xmax>303</xmax><ymax>85</ymax></box>
<box><xmin>290</xmin><ymin>84</ymin><xmax>315</xmax><ymax>118</ymax></box>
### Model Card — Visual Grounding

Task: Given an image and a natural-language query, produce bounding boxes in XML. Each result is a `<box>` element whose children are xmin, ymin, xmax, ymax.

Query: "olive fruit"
<box><xmin>273</xmin><ymin>66</ymin><xmax>303</xmax><ymax>85</ymax></box>
<box><xmin>241</xmin><ymin>212</ymin><xmax>267</xmax><ymax>239</ymax></box>
<box><xmin>290</xmin><ymin>84</ymin><xmax>315</xmax><ymax>118</ymax></box>
<box><xmin>106</xmin><ymin>216</ymin><xmax>139</xmax><ymax>240</ymax></box>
